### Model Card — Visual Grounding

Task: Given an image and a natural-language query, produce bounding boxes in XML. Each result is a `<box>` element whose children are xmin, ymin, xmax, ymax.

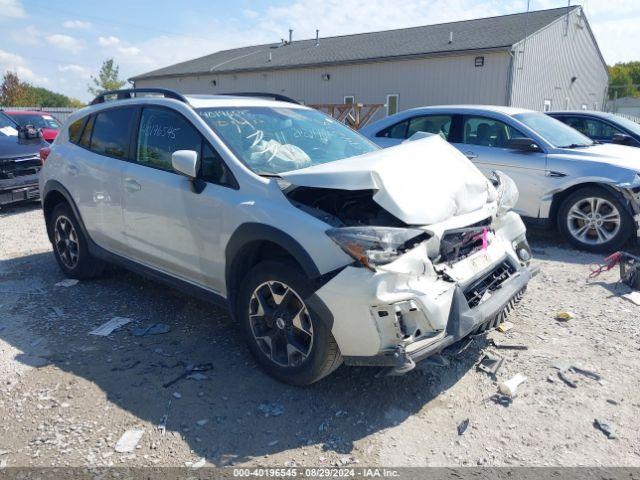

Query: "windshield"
<box><xmin>10</xmin><ymin>113</ymin><xmax>61</xmax><ymax>129</ymax></box>
<box><xmin>0</xmin><ymin>112</ymin><xmax>18</xmax><ymax>136</ymax></box>
<box><xmin>197</xmin><ymin>107</ymin><xmax>378</xmax><ymax>175</ymax></box>
<box><xmin>514</xmin><ymin>112</ymin><xmax>594</xmax><ymax>148</ymax></box>
<box><xmin>608</xmin><ymin>114</ymin><xmax>640</xmax><ymax>137</ymax></box>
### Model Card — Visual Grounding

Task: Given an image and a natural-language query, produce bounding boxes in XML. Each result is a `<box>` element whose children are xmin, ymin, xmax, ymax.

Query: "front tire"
<box><xmin>557</xmin><ymin>187</ymin><xmax>633</xmax><ymax>253</ymax></box>
<box><xmin>236</xmin><ymin>260</ymin><xmax>342</xmax><ymax>386</ymax></box>
<box><xmin>49</xmin><ymin>203</ymin><xmax>104</xmax><ymax>279</ymax></box>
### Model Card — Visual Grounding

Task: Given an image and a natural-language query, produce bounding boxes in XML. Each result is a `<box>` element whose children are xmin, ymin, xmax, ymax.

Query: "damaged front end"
<box><xmin>279</xmin><ymin>136</ymin><xmax>537</xmax><ymax>375</ymax></box>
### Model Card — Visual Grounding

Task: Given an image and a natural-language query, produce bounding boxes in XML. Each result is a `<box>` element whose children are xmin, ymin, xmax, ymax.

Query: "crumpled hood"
<box><xmin>280</xmin><ymin>135</ymin><xmax>495</xmax><ymax>225</ymax></box>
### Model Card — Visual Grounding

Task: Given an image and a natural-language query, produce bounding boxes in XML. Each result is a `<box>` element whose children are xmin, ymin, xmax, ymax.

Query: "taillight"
<box><xmin>39</xmin><ymin>147</ymin><xmax>51</xmax><ymax>165</ymax></box>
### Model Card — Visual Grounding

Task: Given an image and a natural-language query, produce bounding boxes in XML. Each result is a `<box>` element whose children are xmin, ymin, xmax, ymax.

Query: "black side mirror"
<box><xmin>612</xmin><ymin>133</ymin><xmax>633</xmax><ymax>145</ymax></box>
<box><xmin>507</xmin><ymin>137</ymin><xmax>540</xmax><ymax>152</ymax></box>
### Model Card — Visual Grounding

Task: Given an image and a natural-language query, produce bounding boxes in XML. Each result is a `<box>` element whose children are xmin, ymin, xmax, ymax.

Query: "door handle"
<box><xmin>67</xmin><ymin>165</ymin><xmax>79</xmax><ymax>176</ymax></box>
<box><xmin>464</xmin><ymin>151</ymin><xmax>478</xmax><ymax>160</ymax></box>
<box><xmin>124</xmin><ymin>178</ymin><xmax>141</xmax><ymax>192</ymax></box>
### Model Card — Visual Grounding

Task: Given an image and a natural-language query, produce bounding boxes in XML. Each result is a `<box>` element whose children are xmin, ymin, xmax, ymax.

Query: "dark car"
<box><xmin>0</xmin><ymin>111</ymin><xmax>48</xmax><ymax>206</ymax></box>
<box><xmin>548</xmin><ymin>111</ymin><xmax>640</xmax><ymax>147</ymax></box>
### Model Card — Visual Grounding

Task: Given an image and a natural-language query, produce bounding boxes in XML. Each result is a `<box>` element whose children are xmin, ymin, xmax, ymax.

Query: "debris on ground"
<box><xmin>621</xmin><ymin>291</ymin><xmax>640</xmax><ymax>306</ymax></box>
<box><xmin>457</xmin><ymin>418</ymin><xmax>469</xmax><ymax>436</ymax></box>
<box><xmin>114</xmin><ymin>429</ymin><xmax>144</xmax><ymax>453</ymax></box>
<box><xmin>423</xmin><ymin>354</ymin><xmax>450</xmax><ymax>367</ymax></box>
<box><xmin>498</xmin><ymin>373</ymin><xmax>527</xmax><ymax>398</ymax></box>
<box><xmin>555</xmin><ymin>311</ymin><xmax>575</xmax><ymax>322</ymax></box>
<box><xmin>89</xmin><ymin>317</ymin><xmax>132</xmax><ymax>336</ymax></box>
<box><xmin>496</xmin><ymin>321</ymin><xmax>513</xmax><ymax>333</ymax></box>
<box><xmin>54</xmin><ymin>279</ymin><xmax>79</xmax><ymax>288</ymax></box>
<box><xmin>553</xmin><ymin>362</ymin><xmax>602</xmax><ymax>388</ymax></box>
<box><xmin>489</xmin><ymin>339</ymin><xmax>528</xmax><ymax>350</ymax></box>
<box><xmin>196</xmin><ymin>419</ymin><xmax>208</xmax><ymax>426</ymax></box>
<box><xmin>489</xmin><ymin>394</ymin><xmax>513</xmax><ymax>407</ymax></box>
<box><xmin>111</xmin><ymin>360</ymin><xmax>140</xmax><ymax>372</ymax></box>
<box><xmin>258</xmin><ymin>402</ymin><xmax>285</xmax><ymax>417</ymax></box>
<box><xmin>131</xmin><ymin>322</ymin><xmax>171</xmax><ymax>337</ymax></box>
<box><xmin>557</xmin><ymin>371</ymin><xmax>578</xmax><ymax>388</ymax></box>
<box><xmin>593</xmin><ymin>419</ymin><xmax>617</xmax><ymax>439</ymax></box>
<box><xmin>477</xmin><ymin>353</ymin><xmax>503</xmax><ymax>376</ymax></box>
<box><xmin>162</xmin><ymin>363</ymin><xmax>214</xmax><ymax>388</ymax></box>
<box><xmin>186</xmin><ymin>457</ymin><xmax>206</xmax><ymax>469</ymax></box>
<box><xmin>172</xmin><ymin>392</ymin><xmax>182</xmax><ymax>399</ymax></box>
<box><xmin>157</xmin><ymin>400</ymin><xmax>171</xmax><ymax>435</ymax></box>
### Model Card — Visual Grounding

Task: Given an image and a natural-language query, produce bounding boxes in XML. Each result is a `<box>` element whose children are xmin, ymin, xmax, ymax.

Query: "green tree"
<box><xmin>0</xmin><ymin>71</ymin><xmax>36</xmax><ymax>106</ymax></box>
<box><xmin>88</xmin><ymin>58</ymin><xmax>126</xmax><ymax>96</ymax></box>
<box><xmin>608</xmin><ymin>62</ymin><xmax>640</xmax><ymax>99</ymax></box>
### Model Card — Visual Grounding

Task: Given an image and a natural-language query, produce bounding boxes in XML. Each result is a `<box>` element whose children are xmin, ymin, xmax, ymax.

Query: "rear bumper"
<box><xmin>343</xmin><ymin>263</ymin><xmax>538</xmax><ymax>372</ymax></box>
<box><xmin>0</xmin><ymin>175</ymin><xmax>40</xmax><ymax>206</ymax></box>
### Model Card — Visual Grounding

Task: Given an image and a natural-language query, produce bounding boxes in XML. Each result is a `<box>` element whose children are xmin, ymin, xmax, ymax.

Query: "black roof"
<box><xmin>131</xmin><ymin>6</ymin><xmax>578</xmax><ymax>81</ymax></box>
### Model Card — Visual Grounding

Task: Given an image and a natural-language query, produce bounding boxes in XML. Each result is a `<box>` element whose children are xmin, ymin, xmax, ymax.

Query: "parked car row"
<box><xmin>361</xmin><ymin>106</ymin><xmax>640</xmax><ymax>253</ymax></box>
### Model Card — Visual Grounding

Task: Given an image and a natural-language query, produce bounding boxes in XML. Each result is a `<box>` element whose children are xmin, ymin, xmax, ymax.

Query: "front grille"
<box><xmin>440</xmin><ymin>218</ymin><xmax>492</xmax><ymax>264</ymax></box>
<box><xmin>0</xmin><ymin>154</ymin><xmax>41</xmax><ymax>179</ymax></box>
<box><xmin>464</xmin><ymin>261</ymin><xmax>516</xmax><ymax>308</ymax></box>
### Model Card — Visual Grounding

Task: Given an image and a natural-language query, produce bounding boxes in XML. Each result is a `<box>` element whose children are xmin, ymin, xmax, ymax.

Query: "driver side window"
<box><xmin>136</xmin><ymin>107</ymin><xmax>235</xmax><ymax>187</ymax></box>
<box><xmin>462</xmin><ymin>116</ymin><xmax>526</xmax><ymax>148</ymax></box>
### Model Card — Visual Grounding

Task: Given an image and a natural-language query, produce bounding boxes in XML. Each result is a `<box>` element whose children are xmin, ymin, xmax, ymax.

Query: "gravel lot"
<box><xmin>1</xmin><ymin>202</ymin><xmax>639</xmax><ymax>468</ymax></box>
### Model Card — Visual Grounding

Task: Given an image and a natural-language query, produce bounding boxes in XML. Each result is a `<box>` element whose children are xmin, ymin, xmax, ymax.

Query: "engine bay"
<box><xmin>285</xmin><ymin>186</ymin><xmax>407</xmax><ymax>228</ymax></box>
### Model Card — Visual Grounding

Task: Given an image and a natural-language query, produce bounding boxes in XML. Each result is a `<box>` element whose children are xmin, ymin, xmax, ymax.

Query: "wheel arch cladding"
<box><xmin>42</xmin><ymin>180</ymin><xmax>88</xmax><ymax>242</ymax></box>
<box><xmin>550</xmin><ymin>182</ymin><xmax>634</xmax><ymax>223</ymax></box>
<box><xmin>225</xmin><ymin>223</ymin><xmax>322</xmax><ymax>305</ymax></box>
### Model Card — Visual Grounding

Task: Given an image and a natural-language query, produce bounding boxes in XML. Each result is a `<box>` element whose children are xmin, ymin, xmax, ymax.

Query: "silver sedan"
<box><xmin>360</xmin><ymin>105</ymin><xmax>640</xmax><ymax>253</ymax></box>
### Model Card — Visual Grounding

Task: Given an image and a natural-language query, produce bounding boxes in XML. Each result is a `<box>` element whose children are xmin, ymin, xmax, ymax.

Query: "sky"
<box><xmin>0</xmin><ymin>0</ymin><xmax>639</xmax><ymax>102</ymax></box>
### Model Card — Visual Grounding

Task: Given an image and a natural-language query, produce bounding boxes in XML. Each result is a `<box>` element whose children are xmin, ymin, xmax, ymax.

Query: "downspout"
<box><xmin>505</xmin><ymin>49</ymin><xmax>515</xmax><ymax>106</ymax></box>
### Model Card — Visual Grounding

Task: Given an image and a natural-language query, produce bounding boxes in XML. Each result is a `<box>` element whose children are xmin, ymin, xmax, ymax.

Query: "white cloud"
<box><xmin>97</xmin><ymin>36</ymin><xmax>142</xmax><ymax>58</ymax></box>
<box><xmin>58</xmin><ymin>64</ymin><xmax>92</xmax><ymax>79</ymax></box>
<box><xmin>243</xmin><ymin>9</ymin><xmax>259</xmax><ymax>19</ymax></box>
<box><xmin>0</xmin><ymin>0</ymin><xmax>25</xmax><ymax>18</ymax></box>
<box><xmin>98</xmin><ymin>35</ymin><xmax>121</xmax><ymax>47</ymax></box>
<box><xmin>0</xmin><ymin>48</ymin><xmax>39</xmax><ymax>82</ymax></box>
<box><xmin>63</xmin><ymin>19</ymin><xmax>92</xmax><ymax>29</ymax></box>
<box><xmin>46</xmin><ymin>34</ymin><xmax>84</xmax><ymax>54</ymax></box>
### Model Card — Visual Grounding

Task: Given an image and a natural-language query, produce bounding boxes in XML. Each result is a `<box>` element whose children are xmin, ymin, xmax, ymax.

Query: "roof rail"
<box><xmin>219</xmin><ymin>92</ymin><xmax>300</xmax><ymax>105</ymax></box>
<box><xmin>90</xmin><ymin>88</ymin><xmax>189</xmax><ymax>105</ymax></box>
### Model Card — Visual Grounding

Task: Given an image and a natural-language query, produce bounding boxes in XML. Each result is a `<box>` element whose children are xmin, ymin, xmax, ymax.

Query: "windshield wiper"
<box><xmin>559</xmin><ymin>143</ymin><xmax>592</xmax><ymax>149</ymax></box>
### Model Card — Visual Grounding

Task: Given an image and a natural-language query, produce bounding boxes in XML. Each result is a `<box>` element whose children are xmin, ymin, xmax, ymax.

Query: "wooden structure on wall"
<box><xmin>308</xmin><ymin>103</ymin><xmax>384</xmax><ymax>129</ymax></box>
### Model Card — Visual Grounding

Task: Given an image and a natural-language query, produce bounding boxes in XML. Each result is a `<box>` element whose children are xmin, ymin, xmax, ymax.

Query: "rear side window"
<box><xmin>79</xmin><ymin>116</ymin><xmax>95</xmax><ymax>148</ymax></box>
<box><xmin>68</xmin><ymin>118</ymin><xmax>85</xmax><ymax>144</ymax></box>
<box><xmin>136</xmin><ymin>107</ymin><xmax>201</xmax><ymax>171</ymax></box>
<box><xmin>90</xmin><ymin>107</ymin><xmax>136</xmax><ymax>159</ymax></box>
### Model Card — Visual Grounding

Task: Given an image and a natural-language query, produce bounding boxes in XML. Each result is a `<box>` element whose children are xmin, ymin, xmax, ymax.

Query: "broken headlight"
<box><xmin>326</xmin><ymin>227</ymin><xmax>428</xmax><ymax>270</ymax></box>
<box><xmin>493</xmin><ymin>170</ymin><xmax>519</xmax><ymax>216</ymax></box>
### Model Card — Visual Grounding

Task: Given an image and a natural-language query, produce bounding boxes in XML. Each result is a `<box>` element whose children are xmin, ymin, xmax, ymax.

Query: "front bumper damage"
<box><xmin>315</xmin><ymin>212</ymin><xmax>538</xmax><ymax>375</ymax></box>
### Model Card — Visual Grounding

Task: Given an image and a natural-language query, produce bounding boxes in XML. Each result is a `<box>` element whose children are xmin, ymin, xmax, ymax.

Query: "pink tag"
<box><xmin>481</xmin><ymin>227</ymin><xmax>488</xmax><ymax>250</ymax></box>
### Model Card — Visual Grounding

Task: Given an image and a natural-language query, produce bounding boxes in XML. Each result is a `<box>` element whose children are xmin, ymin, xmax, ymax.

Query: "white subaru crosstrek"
<box><xmin>39</xmin><ymin>89</ymin><xmax>537</xmax><ymax>385</ymax></box>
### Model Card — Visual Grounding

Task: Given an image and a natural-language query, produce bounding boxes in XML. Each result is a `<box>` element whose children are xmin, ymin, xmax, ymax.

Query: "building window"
<box><xmin>543</xmin><ymin>99</ymin><xmax>552</xmax><ymax>112</ymax></box>
<box><xmin>344</xmin><ymin>96</ymin><xmax>355</xmax><ymax>105</ymax></box>
<box><xmin>386</xmin><ymin>94</ymin><xmax>399</xmax><ymax>116</ymax></box>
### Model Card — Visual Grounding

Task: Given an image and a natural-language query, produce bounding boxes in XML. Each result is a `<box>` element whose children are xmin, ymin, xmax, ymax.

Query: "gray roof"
<box><xmin>131</xmin><ymin>6</ymin><xmax>578</xmax><ymax>81</ymax></box>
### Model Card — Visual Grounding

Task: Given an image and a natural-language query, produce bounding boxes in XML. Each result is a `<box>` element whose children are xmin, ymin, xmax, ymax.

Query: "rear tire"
<box><xmin>236</xmin><ymin>260</ymin><xmax>342</xmax><ymax>386</ymax></box>
<box><xmin>557</xmin><ymin>186</ymin><xmax>633</xmax><ymax>253</ymax></box>
<box><xmin>49</xmin><ymin>203</ymin><xmax>104</xmax><ymax>279</ymax></box>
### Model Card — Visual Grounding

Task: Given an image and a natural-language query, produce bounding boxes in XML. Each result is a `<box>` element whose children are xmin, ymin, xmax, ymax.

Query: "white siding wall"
<box><xmin>509</xmin><ymin>8</ymin><xmax>608</xmax><ymax>111</ymax></box>
<box><xmin>135</xmin><ymin>51</ymin><xmax>511</xmax><ymax>121</ymax></box>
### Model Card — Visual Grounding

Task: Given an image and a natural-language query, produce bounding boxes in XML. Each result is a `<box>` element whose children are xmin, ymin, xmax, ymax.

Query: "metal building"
<box><xmin>131</xmin><ymin>6</ymin><xmax>608</xmax><ymax>120</ymax></box>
